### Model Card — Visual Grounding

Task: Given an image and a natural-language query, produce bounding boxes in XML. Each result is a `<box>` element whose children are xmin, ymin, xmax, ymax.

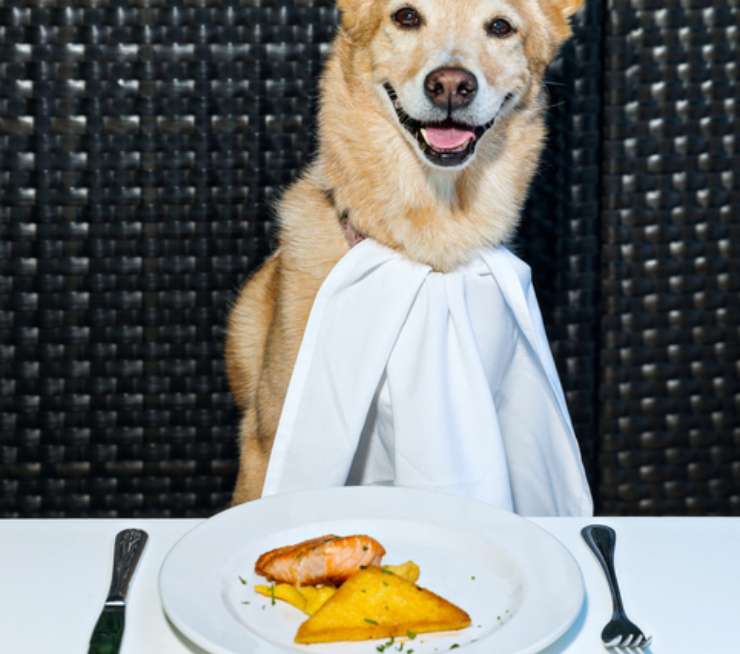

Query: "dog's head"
<box><xmin>336</xmin><ymin>0</ymin><xmax>583</xmax><ymax>171</ymax></box>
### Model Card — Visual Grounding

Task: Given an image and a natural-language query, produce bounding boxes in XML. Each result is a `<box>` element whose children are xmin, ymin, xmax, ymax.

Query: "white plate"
<box><xmin>160</xmin><ymin>486</ymin><xmax>583</xmax><ymax>654</ymax></box>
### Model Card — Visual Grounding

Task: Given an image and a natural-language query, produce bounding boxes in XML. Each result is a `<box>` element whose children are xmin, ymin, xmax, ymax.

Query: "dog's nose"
<box><xmin>424</xmin><ymin>67</ymin><xmax>478</xmax><ymax>110</ymax></box>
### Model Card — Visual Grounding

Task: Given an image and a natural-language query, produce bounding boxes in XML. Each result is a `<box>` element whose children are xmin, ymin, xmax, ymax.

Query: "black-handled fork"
<box><xmin>581</xmin><ymin>525</ymin><xmax>652</xmax><ymax>651</ymax></box>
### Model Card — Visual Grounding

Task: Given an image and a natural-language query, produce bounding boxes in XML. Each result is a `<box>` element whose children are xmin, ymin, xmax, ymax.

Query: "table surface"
<box><xmin>1</xmin><ymin>516</ymin><xmax>739</xmax><ymax>654</ymax></box>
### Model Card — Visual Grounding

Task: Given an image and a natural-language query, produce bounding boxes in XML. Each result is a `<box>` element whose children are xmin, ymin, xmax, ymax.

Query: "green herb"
<box><xmin>364</xmin><ymin>618</ymin><xmax>379</xmax><ymax>625</ymax></box>
<box><xmin>407</xmin><ymin>650</ymin><xmax>414</xmax><ymax>654</ymax></box>
<box><xmin>376</xmin><ymin>638</ymin><xmax>395</xmax><ymax>652</ymax></box>
<box><xmin>270</xmin><ymin>584</ymin><xmax>276</xmax><ymax>606</ymax></box>
<box><xmin>407</xmin><ymin>630</ymin><xmax>416</xmax><ymax>640</ymax></box>
<box><xmin>470</xmin><ymin>575</ymin><xmax>476</xmax><ymax>581</ymax></box>
<box><xmin>381</xmin><ymin>568</ymin><xmax>393</xmax><ymax>575</ymax></box>
<box><xmin>238</xmin><ymin>576</ymin><xmax>247</xmax><ymax>585</ymax></box>
<box><xmin>497</xmin><ymin>615</ymin><xmax>502</xmax><ymax>621</ymax></box>
<box><xmin>396</xmin><ymin>642</ymin><xmax>404</xmax><ymax>651</ymax></box>
<box><xmin>450</xmin><ymin>645</ymin><xmax>460</xmax><ymax>650</ymax></box>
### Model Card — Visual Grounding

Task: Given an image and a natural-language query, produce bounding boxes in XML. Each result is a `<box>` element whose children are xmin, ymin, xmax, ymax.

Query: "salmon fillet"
<box><xmin>255</xmin><ymin>534</ymin><xmax>386</xmax><ymax>586</ymax></box>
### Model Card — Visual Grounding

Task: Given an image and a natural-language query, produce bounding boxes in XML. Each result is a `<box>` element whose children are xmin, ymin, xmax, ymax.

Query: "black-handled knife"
<box><xmin>88</xmin><ymin>529</ymin><xmax>148</xmax><ymax>654</ymax></box>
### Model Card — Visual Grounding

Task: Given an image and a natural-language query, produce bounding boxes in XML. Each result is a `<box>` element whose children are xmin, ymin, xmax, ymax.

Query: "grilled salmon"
<box><xmin>255</xmin><ymin>534</ymin><xmax>386</xmax><ymax>586</ymax></box>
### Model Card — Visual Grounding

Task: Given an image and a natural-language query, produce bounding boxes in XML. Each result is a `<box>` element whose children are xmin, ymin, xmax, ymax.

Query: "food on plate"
<box><xmin>382</xmin><ymin>561</ymin><xmax>420</xmax><ymax>584</ymax></box>
<box><xmin>294</xmin><ymin>566</ymin><xmax>471</xmax><ymax>644</ymax></box>
<box><xmin>253</xmin><ymin>560</ymin><xmax>421</xmax><ymax>616</ymax></box>
<box><xmin>254</xmin><ymin>534</ymin><xmax>385</xmax><ymax>586</ymax></box>
<box><xmin>254</xmin><ymin>583</ymin><xmax>337</xmax><ymax>615</ymax></box>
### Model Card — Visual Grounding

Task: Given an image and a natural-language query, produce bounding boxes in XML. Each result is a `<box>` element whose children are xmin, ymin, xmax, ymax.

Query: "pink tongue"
<box><xmin>423</xmin><ymin>126</ymin><xmax>475</xmax><ymax>150</ymax></box>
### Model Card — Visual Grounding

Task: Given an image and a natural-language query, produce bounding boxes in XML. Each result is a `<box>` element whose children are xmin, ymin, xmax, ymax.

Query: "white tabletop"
<box><xmin>1</xmin><ymin>517</ymin><xmax>739</xmax><ymax>654</ymax></box>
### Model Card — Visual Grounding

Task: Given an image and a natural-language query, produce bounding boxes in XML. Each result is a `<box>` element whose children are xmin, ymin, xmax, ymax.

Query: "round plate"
<box><xmin>159</xmin><ymin>487</ymin><xmax>583</xmax><ymax>654</ymax></box>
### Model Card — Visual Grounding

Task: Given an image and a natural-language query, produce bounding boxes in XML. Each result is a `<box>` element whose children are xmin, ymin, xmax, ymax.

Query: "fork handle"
<box><xmin>581</xmin><ymin>524</ymin><xmax>625</xmax><ymax>615</ymax></box>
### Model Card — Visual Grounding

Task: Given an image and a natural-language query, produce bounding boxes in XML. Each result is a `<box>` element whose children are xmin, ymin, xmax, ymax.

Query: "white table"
<box><xmin>1</xmin><ymin>517</ymin><xmax>739</xmax><ymax>654</ymax></box>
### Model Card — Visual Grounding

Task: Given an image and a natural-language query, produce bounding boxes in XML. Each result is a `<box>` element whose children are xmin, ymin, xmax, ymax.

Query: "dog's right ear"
<box><xmin>337</xmin><ymin>0</ymin><xmax>382</xmax><ymax>45</ymax></box>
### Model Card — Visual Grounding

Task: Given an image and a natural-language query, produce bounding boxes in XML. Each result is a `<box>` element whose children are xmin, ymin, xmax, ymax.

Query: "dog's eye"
<box><xmin>392</xmin><ymin>6</ymin><xmax>422</xmax><ymax>29</ymax></box>
<box><xmin>486</xmin><ymin>18</ymin><xmax>515</xmax><ymax>38</ymax></box>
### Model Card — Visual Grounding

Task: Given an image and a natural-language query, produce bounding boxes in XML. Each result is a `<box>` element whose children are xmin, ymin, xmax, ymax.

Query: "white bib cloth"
<box><xmin>262</xmin><ymin>239</ymin><xmax>593</xmax><ymax>516</ymax></box>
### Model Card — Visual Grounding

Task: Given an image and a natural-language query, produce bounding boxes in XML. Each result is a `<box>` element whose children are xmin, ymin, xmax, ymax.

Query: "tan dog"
<box><xmin>226</xmin><ymin>0</ymin><xmax>584</xmax><ymax>504</ymax></box>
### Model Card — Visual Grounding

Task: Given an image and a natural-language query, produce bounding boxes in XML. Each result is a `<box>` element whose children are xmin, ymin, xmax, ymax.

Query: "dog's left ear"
<box><xmin>337</xmin><ymin>0</ymin><xmax>381</xmax><ymax>44</ymax></box>
<box><xmin>556</xmin><ymin>0</ymin><xmax>585</xmax><ymax>18</ymax></box>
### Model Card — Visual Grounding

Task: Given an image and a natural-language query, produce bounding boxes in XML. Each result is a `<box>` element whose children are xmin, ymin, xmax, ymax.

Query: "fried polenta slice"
<box><xmin>294</xmin><ymin>566</ymin><xmax>470</xmax><ymax>644</ymax></box>
<box><xmin>254</xmin><ymin>584</ymin><xmax>338</xmax><ymax>616</ymax></box>
<box><xmin>301</xmin><ymin>586</ymin><xmax>338</xmax><ymax>615</ymax></box>
<box><xmin>382</xmin><ymin>561</ymin><xmax>420</xmax><ymax>584</ymax></box>
<box><xmin>254</xmin><ymin>584</ymin><xmax>307</xmax><ymax>612</ymax></box>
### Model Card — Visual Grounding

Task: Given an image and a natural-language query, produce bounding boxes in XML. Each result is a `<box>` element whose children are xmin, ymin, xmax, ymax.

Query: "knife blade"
<box><xmin>88</xmin><ymin>528</ymin><xmax>148</xmax><ymax>654</ymax></box>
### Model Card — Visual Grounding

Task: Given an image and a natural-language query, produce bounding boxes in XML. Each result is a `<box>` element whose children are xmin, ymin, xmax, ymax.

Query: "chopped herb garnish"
<box><xmin>270</xmin><ymin>584</ymin><xmax>276</xmax><ymax>606</ymax></box>
<box><xmin>497</xmin><ymin>615</ymin><xmax>502</xmax><ymax>621</ymax></box>
<box><xmin>407</xmin><ymin>630</ymin><xmax>416</xmax><ymax>639</ymax></box>
<box><xmin>450</xmin><ymin>645</ymin><xmax>460</xmax><ymax>650</ymax></box>
<box><xmin>380</xmin><ymin>568</ymin><xmax>393</xmax><ymax>575</ymax></box>
<box><xmin>470</xmin><ymin>575</ymin><xmax>476</xmax><ymax>581</ymax></box>
<box><xmin>364</xmin><ymin>618</ymin><xmax>379</xmax><ymax>625</ymax></box>
<box><xmin>396</xmin><ymin>642</ymin><xmax>404</xmax><ymax>651</ymax></box>
<box><xmin>238</xmin><ymin>576</ymin><xmax>247</xmax><ymax>585</ymax></box>
<box><xmin>407</xmin><ymin>650</ymin><xmax>414</xmax><ymax>654</ymax></box>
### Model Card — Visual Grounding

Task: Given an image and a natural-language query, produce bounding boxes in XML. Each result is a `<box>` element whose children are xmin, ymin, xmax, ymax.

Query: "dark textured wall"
<box><xmin>0</xmin><ymin>1</ymin><xmax>737</xmax><ymax>517</ymax></box>
<box><xmin>598</xmin><ymin>1</ymin><xmax>738</xmax><ymax>514</ymax></box>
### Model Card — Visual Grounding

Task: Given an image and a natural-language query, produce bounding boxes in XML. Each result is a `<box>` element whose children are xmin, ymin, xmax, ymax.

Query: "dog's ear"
<box><xmin>527</xmin><ymin>0</ymin><xmax>584</xmax><ymax>69</ymax></box>
<box><xmin>555</xmin><ymin>0</ymin><xmax>585</xmax><ymax>18</ymax></box>
<box><xmin>337</xmin><ymin>0</ymin><xmax>382</xmax><ymax>44</ymax></box>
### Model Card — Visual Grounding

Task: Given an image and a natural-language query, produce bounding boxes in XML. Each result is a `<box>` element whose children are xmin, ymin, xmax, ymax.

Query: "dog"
<box><xmin>226</xmin><ymin>0</ymin><xmax>584</xmax><ymax>504</ymax></box>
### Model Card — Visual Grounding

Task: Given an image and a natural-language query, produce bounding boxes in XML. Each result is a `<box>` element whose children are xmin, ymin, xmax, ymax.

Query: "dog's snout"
<box><xmin>424</xmin><ymin>67</ymin><xmax>478</xmax><ymax>110</ymax></box>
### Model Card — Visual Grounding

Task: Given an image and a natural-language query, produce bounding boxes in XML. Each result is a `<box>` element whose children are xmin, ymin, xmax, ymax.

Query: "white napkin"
<box><xmin>262</xmin><ymin>239</ymin><xmax>593</xmax><ymax>516</ymax></box>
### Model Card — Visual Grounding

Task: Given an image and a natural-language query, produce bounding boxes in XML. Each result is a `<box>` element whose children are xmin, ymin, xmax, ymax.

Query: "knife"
<box><xmin>88</xmin><ymin>528</ymin><xmax>148</xmax><ymax>654</ymax></box>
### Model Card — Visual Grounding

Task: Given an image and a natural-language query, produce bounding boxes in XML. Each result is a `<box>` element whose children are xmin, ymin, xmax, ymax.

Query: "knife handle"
<box><xmin>106</xmin><ymin>529</ymin><xmax>148</xmax><ymax>604</ymax></box>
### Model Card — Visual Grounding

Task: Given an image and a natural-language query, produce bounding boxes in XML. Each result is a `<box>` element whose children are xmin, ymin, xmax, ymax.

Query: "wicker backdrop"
<box><xmin>0</xmin><ymin>0</ymin><xmax>737</xmax><ymax>517</ymax></box>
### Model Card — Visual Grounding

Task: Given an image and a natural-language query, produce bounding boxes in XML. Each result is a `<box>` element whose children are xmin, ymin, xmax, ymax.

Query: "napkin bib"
<box><xmin>262</xmin><ymin>239</ymin><xmax>593</xmax><ymax>516</ymax></box>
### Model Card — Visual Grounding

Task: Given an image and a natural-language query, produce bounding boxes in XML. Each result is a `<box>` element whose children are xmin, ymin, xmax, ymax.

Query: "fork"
<box><xmin>581</xmin><ymin>525</ymin><xmax>652</xmax><ymax>651</ymax></box>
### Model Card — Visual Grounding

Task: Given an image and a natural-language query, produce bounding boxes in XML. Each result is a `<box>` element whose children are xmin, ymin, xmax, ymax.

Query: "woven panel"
<box><xmin>0</xmin><ymin>0</ymin><xmax>336</xmax><ymax>517</ymax></box>
<box><xmin>518</xmin><ymin>0</ymin><xmax>604</xmax><ymax>490</ymax></box>
<box><xmin>599</xmin><ymin>1</ymin><xmax>739</xmax><ymax>514</ymax></box>
<box><xmin>0</xmin><ymin>1</ymin><xmax>604</xmax><ymax>516</ymax></box>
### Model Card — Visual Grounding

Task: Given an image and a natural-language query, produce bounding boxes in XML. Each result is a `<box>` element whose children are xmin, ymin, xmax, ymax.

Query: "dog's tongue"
<box><xmin>423</xmin><ymin>126</ymin><xmax>475</xmax><ymax>150</ymax></box>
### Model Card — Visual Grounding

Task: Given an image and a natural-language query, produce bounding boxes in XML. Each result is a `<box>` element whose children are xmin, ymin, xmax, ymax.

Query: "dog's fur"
<box><xmin>226</xmin><ymin>0</ymin><xmax>584</xmax><ymax>504</ymax></box>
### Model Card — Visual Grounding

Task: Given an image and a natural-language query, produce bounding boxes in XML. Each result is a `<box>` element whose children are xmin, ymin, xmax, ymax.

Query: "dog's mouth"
<box><xmin>383</xmin><ymin>82</ymin><xmax>497</xmax><ymax>168</ymax></box>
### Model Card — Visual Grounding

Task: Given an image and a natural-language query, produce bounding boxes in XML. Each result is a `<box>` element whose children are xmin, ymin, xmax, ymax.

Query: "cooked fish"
<box><xmin>255</xmin><ymin>534</ymin><xmax>385</xmax><ymax>586</ymax></box>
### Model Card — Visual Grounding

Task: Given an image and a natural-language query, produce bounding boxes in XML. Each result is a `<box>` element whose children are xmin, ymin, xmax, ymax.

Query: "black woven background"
<box><xmin>598</xmin><ymin>0</ymin><xmax>739</xmax><ymax>514</ymax></box>
<box><xmin>0</xmin><ymin>1</ymin><xmax>737</xmax><ymax>517</ymax></box>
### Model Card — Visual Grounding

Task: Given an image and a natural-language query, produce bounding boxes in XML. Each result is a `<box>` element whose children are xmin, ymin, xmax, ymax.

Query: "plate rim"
<box><xmin>159</xmin><ymin>486</ymin><xmax>584</xmax><ymax>654</ymax></box>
